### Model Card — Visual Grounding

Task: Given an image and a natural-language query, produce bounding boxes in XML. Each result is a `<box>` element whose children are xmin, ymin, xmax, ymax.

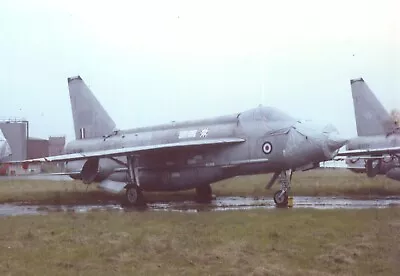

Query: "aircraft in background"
<box><xmin>15</xmin><ymin>76</ymin><xmax>347</xmax><ymax>207</ymax></box>
<box><xmin>336</xmin><ymin>78</ymin><xmax>400</xmax><ymax>182</ymax></box>
<box><xmin>0</xmin><ymin>128</ymin><xmax>12</xmax><ymax>161</ymax></box>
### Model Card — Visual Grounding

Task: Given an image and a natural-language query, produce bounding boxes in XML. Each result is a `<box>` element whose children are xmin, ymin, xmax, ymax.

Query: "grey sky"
<box><xmin>1</xmin><ymin>0</ymin><xmax>399</xmax><ymax>142</ymax></box>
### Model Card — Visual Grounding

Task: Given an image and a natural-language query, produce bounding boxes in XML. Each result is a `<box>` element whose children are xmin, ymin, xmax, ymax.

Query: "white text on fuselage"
<box><xmin>178</xmin><ymin>130</ymin><xmax>197</xmax><ymax>139</ymax></box>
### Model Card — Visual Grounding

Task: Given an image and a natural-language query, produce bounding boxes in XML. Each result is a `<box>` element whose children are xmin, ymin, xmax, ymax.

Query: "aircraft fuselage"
<box><xmin>63</xmin><ymin>107</ymin><xmax>340</xmax><ymax>191</ymax></box>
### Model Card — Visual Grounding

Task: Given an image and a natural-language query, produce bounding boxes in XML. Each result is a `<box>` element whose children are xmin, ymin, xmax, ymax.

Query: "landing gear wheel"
<box><xmin>123</xmin><ymin>185</ymin><xmax>144</xmax><ymax>207</ymax></box>
<box><xmin>273</xmin><ymin>190</ymin><xmax>288</xmax><ymax>207</ymax></box>
<box><xmin>196</xmin><ymin>184</ymin><xmax>213</xmax><ymax>203</ymax></box>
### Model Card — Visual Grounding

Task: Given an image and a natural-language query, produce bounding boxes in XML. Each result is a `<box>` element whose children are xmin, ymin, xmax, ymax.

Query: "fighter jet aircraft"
<box><xmin>16</xmin><ymin>76</ymin><xmax>347</xmax><ymax>207</ymax></box>
<box><xmin>336</xmin><ymin>78</ymin><xmax>400</xmax><ymax>182</ymax></box>
<box><xmin>0</xmin><ymin>128</ymin><xmax>12</xmax><ymax>161</ymax></box>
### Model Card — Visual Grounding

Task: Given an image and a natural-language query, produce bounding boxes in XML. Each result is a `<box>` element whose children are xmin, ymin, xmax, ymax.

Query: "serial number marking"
<box><xmin>178</xmin><ymin>130</ymin><xmax>197</xmax><ymax>139</ymax></box>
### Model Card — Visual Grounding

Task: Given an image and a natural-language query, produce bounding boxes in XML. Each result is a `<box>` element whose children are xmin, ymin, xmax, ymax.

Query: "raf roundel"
<box><xmin>262</xmin><ymin>142</ymin><xmax>273</xmax><ymax>154</ymax></box>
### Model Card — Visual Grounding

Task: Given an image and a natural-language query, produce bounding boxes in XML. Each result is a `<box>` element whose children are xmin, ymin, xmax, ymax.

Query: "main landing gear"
<box><xmin>122</xmin><ymin>155</ymin><xmax>145</xmax><ymax>207</ymax></box>
<box><xmin>195</xmin><ymin>184</ymin><xmax>213</xmax><ymax>203</ymax></box>
<box><xmin>266</xmin><ymin>169</ymin><xmax>293</xmax><ymax>208</ymax></box>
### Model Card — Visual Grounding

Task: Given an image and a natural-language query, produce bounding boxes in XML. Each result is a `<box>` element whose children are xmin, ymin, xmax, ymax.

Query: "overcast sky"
<box><xmin>0</xmin><ymin>0</ymin><xmax>399</xmax><ymax>142</ymax></box>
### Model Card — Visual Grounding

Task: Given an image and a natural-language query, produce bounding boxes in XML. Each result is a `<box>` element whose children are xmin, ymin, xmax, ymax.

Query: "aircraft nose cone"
<box><xmin>327</xmin><ymin>133</ymin><xmax>348</xmax><ymax>151</ymax></box>
<box><xmin>283</xmin><ymin>121</ymin><xmax>349</xmax><ymax>167</ymax></box>
<box><xmin>322</xmin><ymin>133</ymin><xmax>348</xmax><ymax>159</ymax></box>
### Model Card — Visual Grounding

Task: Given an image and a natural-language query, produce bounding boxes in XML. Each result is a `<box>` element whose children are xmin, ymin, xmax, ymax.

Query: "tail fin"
<box><xmin>350</xmin><ymin>78</ymin><xmax>395</xmax><ymax>136</ymax></box>
<box><xmin>68</xmin><ymin>76</ymin><xmax>116</xmax><ymax>140</ymax></box>
<box><xmin>0</xmin><ymin>129</ymin><xmax>12</xmax><ymax>160</ymax></box>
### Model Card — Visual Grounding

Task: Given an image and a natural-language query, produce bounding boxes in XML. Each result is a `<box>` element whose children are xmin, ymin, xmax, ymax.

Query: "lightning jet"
<box><xmin>0</xmin><ymin>128</ymin><xmax>12</xmax><ymax>161</ymax></box>
<box><xmin>16</xmin><ymin>76</ymin><xmax>347</xmax><ymax>207</ymax></box>
<box><xmin>336</xmin><ymin>78</ymin><xmax>400</xmax><ymax>181</ymax></box>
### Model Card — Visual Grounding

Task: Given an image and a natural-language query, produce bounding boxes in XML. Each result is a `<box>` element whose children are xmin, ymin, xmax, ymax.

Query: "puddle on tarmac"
<box><xmin>0</xmin><ymin>196</ymin><xmax>400</xmax><ymax>216</ymax></box>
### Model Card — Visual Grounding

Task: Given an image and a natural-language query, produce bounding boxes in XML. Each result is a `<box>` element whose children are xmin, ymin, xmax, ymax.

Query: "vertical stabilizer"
<box><xmin>350</xmin><ymin>78</ymin><xmax>394</xmax><ymax>136</ymax></box>
<box><xmin>68</xmin><ymin>76</ymin><xmax>116</xmax><ymax>140</ymax></box>
<box><xmin>0</xmin><ymin>129</ymin><xmax>12</xmax><ymax>160</ymax></box>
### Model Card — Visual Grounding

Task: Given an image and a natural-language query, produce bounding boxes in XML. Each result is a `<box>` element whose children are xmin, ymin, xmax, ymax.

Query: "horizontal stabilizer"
<box><xmin>41</xmin><ymin>171</ymin><xmax>81</xmax><ymax>176</ymax></box>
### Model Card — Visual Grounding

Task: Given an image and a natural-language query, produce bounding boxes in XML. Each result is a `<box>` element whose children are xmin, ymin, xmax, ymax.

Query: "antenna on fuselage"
<box><xmin>259</xmin><ymin>57</ymin><xmax>265</xmax><ymax>106</ymax></box>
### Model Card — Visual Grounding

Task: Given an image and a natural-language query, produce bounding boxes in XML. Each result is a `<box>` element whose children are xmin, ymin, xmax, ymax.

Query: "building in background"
<box><xmin>0</xmin><ymin>119</ymin><xmax>66</xmax><ymax>175</ymax></box>
<box><xmin>26</xmin><ymin>136</ymin><xmax>66</xmax><ymax>159</ymax></box>
<box><xmin>48</xmin><ymin>136</ymin><xmax>66</xmax><ymax>156</ymax></box>
<box><xmin>27</xmin><ymin>137</ymin><xmax>49</xmax><ymax>159</ymax></box>
<box><xmin>47</xmin><ymin>136</ymin><xmax>66</xmax><ymax>171</ymax></box>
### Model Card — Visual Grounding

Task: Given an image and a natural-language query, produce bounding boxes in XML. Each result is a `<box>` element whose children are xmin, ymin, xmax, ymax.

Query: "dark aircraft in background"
<box><xmin>336</xmin><ymin>78</ymin><xmax>400</xmax><ymax>181</ymax></box>
<box><xmin>13</xmin><ymin>76</ymin><xmax>347</xmax><ymax>207</ymax></box>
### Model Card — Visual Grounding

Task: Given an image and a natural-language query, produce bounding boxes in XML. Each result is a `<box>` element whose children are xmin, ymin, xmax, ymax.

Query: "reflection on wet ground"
<box><xmin>0</xmin><ymin>175</ymin><xmax>73</xmax><ymax>181</ymax></box>
<box><xmin>1</xmin><ymin>196</ymin><xmax>399</xmax><ymax>216</ymax></box>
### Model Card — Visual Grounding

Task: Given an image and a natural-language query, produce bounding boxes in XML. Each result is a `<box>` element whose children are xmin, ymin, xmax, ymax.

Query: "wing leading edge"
<box><xmin>10</xmin><ymin>137</ymin><xmax>246</xmax><ymax>163</ymax></box>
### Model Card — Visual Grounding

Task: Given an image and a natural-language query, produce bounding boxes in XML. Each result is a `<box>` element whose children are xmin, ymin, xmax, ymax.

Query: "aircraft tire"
<box><xmin>273</xmin><ymin>190</ymin><xmax>288</xmax><ymax>207</ymax></box>
<box><xmin>123</xmin><ymin>185</ymin><xmax>145</xmax><ymax>207</ymax></box>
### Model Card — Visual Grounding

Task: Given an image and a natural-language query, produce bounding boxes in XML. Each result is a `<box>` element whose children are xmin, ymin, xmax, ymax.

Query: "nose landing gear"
<box><xmin>273</xmin><ymin>190</ymin><xmax>289</xmax><ymax>207</ymax></box>
<box><xmin>266</xmin><ymin>169</ymin><xmax>293</xmax><ymax>208</ymax></box>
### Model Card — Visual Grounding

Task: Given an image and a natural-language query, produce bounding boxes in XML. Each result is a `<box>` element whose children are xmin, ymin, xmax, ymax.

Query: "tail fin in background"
<box><xmin>68</xmin><ymin>76</ymin><xmax>116</xmax><ymax>140</ymax></box>
<box><xmin>0</xmin><ymin>128</ymin><xmax>12</xmax><ymax>160</ymax></box>
<box><xmin>350</xmin><ymin>78</ymin><xmax>395</xmax><ymax>136</ymax></box>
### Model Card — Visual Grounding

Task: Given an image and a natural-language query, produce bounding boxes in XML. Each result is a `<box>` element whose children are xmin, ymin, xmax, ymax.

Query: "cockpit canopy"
<box><xmin>238</xmin><ymin>105</ymin><xmax>295</xmax><ymax>123</ymax></box>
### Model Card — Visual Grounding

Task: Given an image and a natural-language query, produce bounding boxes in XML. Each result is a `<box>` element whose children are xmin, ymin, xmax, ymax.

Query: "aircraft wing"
<box><xmin>333</xmin><ymin>156</ymin><xmax>387</xmax><ymax>161</ymax></box>
<box><xmin>336</xmin><ymin>146</ymin><xmax>400</xmax><ymax>157</ymax></box>
<box><xmin>9</xmin><ymin>137</ymin><xmax>245</xmax><ymax>164</ymax></box>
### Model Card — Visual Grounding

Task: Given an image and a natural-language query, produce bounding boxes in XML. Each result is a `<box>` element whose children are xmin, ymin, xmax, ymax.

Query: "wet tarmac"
<box><xmin>0</xmin><ymin>196</ymin><xmax>399</xmax><ymax>217</ymax></box>
<box><xmin>0</xmin><ymin>174</ymin><xmax>73</xmax><ymax>181</ymax></box>
<box><xmin>1</xmin><ymin>174</ymin><xmax>399</xmax><ymax>216</ymax></box>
